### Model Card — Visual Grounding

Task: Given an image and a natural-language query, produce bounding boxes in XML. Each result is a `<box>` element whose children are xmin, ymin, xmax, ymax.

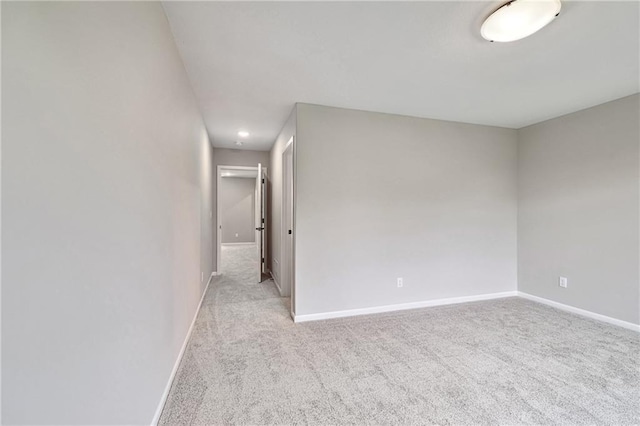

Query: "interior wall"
<box><xmin>212</xmin><ymin>148</ymin><xmax>269</xmax><ymax>271</ymax></box>
<box><xmin>294</xmin><ymin>104</ymin><xmax>518</xmax><ymax>316</ymax></box>
<box><xmin>220</xmin><ymin>177</ymin><xmax>256</xmax><ymax>244</ymax></box>
<box><xmin>518</xmin><ymin>94</ymin><xmax>640</xmax><ymax>325</ymax></box>
<box><xmin>1</xmin><ymin>2</ymin><xmax>214</xmax><ymax>424</ymax></box>
<box><xmin>269</xmin><ymin>107</ymin><xmax>297</xmax><ymax>293</ymax></box>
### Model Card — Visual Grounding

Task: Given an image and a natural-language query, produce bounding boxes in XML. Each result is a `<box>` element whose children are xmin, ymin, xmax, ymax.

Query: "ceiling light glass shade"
<box><xmin>481</xmin><ymin>0</ymin><xmax>561</xmax><ymax>42</ymax></box>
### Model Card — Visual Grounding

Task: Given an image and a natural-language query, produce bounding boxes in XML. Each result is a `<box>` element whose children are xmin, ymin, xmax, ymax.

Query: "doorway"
<box><xmin>216</xmin><ymin>165</ymin><xmax>267</xmax><ymax>283</ymax></box>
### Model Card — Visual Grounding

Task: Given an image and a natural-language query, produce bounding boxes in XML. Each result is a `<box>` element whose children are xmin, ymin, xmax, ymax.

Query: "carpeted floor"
<box><xmin>159</xmin><ymin>245</ymin><xmax>640</xmax><ymax>425</ymax></box>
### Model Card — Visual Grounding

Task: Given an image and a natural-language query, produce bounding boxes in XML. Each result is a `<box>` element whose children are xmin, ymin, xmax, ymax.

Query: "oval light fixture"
<box><xmin>481</xmin><ymin>0</ymin><xmax>561</xmax><ymax>42</ymax></box>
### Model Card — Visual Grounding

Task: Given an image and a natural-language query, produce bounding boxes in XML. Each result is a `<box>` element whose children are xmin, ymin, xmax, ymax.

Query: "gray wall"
<box><xmin>212</xmin><ymin>148</ymin><xmax>269</xmax><ymax>271</ymax></box>
<box><xmin>518</xmin><ymin>94</ymin><xmax>640</xmax><ymax>325</ymax></box>
<box><xmin>294</xmin><ymin>104</ymin><xmax>518</xmax><ymax>316</ymax></box>
<box><xmin>221</xmin><ymin>177</ymin><xmax>256</xmax><ymax>243</ymax></box>
<box><xmin>213</xmin><ymin>147</ymin><xmax>271</xmax><ymax>169</ymax></box>
<box><xmin>2</xmin><ymin>2</ymin><xmax>214</xmax><ymax>424</ymax></box>
<box><xmin>269</xmin><ymin>108</ymin><xmax>297</xmax><ymax>293</ymax></box>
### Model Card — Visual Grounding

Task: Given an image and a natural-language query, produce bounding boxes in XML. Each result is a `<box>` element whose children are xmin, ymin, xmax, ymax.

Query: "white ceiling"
<box><xmin>163</xmin><ymin>1</ymin><xmax>639</xmax><ymax>151</ymax></box>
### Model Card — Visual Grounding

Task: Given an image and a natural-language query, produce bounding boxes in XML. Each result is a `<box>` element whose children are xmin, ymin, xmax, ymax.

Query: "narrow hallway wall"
<box><xmin>2</xmin><ymin>2</ymin><xmax>214</xmax><ymax>424</ymax></box>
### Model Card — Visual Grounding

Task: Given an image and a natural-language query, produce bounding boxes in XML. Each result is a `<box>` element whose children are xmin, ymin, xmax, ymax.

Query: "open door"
<box><xmin>254</xmin><ymin>163</ymin><xmax>264</xmax><ymax>283</ymax></box>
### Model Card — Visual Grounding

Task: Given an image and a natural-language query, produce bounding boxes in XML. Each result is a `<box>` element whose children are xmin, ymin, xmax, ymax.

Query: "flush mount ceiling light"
<box><xmin>481</xmin><ymin>0</ymin><xmax>561</xmax><ymax>42</ymax></box>
<box><xmin>235</xmin><ymin>140</ymin><xmax>243</xmax><ymax>146</ymax></box>
<box><xmin>237</xmin><ymin>130</ymin><xmax>250</xmax><ymax>138</ymax></box>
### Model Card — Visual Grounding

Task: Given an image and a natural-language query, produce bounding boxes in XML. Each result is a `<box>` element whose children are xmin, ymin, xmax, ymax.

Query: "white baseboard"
<box><xmin>221</xmin><ymin>242</ymin><xmax>255</xmax><ymax>246</ymax></box>
<box><xmin>518</xmin><ymin>291</ymin><xmax>640</xmax><ymax>332</ymax></box>
<box><xmin>151</xmin><ymin>272</ymin><xmax>214</xmax><ymax>425</ymax></box>
<box><xmin>293</xmin><ymin>291</ymin><xmax>518</xmax><ymax>323</ymax></box>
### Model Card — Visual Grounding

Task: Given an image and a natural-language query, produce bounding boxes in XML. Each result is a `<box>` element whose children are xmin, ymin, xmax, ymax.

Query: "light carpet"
<box><xmin>159</xmin><ymin>245</ymin><xmax>639</xmax><ymax>425</ymax></box>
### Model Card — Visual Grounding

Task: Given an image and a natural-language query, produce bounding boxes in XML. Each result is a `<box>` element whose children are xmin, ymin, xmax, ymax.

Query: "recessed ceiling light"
<box><xmin>237</xmin><ymin>130</ymin><xmax>250</xmax><ymax>138</ymax></box>
<box><xmin>481</xmin><ymin>0</ymin><xmax>561</xmax><ymax>43</ymax></box>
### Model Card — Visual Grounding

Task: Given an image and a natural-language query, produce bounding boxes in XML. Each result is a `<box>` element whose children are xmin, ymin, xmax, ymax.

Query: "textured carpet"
<box><xmin>159</xmin><ymin>245</ymin><xmax>640</xmax><ymax>425</ymax></box>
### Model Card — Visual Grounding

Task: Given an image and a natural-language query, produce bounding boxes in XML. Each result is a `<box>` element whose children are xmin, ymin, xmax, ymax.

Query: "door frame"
<box><xmin>216</xmin><ymin>165</ymin><xmax>267</xmax><ymax>275</ymax></box>
<box><xmin>281</xmin><ymin>137</ymin><xmax>295</xmax><ymax>316</ymax></box>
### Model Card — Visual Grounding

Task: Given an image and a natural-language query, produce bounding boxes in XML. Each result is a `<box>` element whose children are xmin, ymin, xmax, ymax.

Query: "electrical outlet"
<box><xmin>397</xmin><ymin>277</ymin><xmax>403</xmax><ymax>288</ymax></box>
<box><xmin>559</xmin><ymin>276</ymin><xmax>568</xmax><ymax>288</ymax></box>
<box><xmin>201</xmin><ymin>272</ymin><xmax>204</xmax><ymax>283</ymax></box>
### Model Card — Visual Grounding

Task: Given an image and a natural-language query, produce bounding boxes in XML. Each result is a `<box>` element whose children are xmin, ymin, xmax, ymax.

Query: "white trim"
<box><xmin>281</xmin><ymin>138</ymin><xmax>295</xmax><ymax>305</ymax></box>
<box><xmin>216</xmin><ymin>165</ymin><xmax>267</xmax><ymax>277</ymax></box>
<box><xmin>270</xmin><ymin>270</ymin><xmax>282</xmax><ymax>295</ymax></box>
<box><xmin>518</xmin><ymin>292</ymin><xmax>640</xmax><ymax>332</ymax></box>
<box><xmin>283</xmin><ymin>135</ymin><xmax>294</xmax><ymax>151</ymax></box>
<box><xmin>221</xmin><ymin>242</ymin><xmax>256</xmax><ymax>246</ymax></box>
<box><xmin>151</xmin><ymin>272</ymin><xmax>215</xmax><ymax>425</ymax></box>
<box><xmin>293</xmin><ymin>291</ymin><xmax>517</xmax><ymax>323</ymax></box>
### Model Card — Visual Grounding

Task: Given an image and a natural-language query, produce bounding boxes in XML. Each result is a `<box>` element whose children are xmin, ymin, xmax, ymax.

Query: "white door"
<box><xmin>254</xmin><ymin>163</ymin><xmax>263</xmax><ymax>283</ymax></box>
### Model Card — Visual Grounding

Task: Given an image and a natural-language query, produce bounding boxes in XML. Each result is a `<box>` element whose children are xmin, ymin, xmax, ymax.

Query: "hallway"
<box><xmin>158</xmin><ymin>245</ymin><xmax>289</xmax><ymax>424</ymax></box>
